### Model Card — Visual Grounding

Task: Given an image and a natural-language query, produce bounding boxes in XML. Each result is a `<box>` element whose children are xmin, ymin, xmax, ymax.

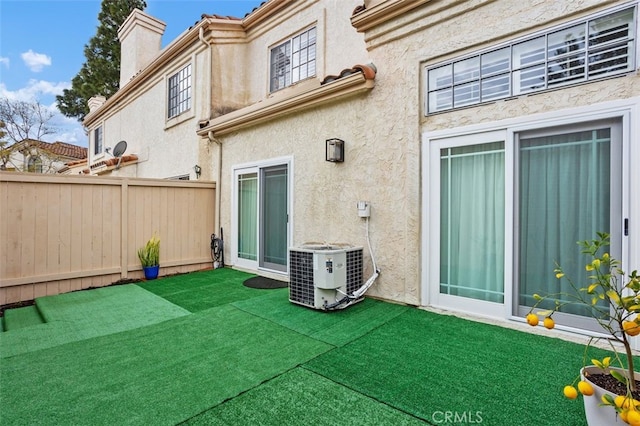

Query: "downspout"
<box><xmin>198</xmin><ymin>26</ymin><xmax>213</xmax><ymax>123</ymax></box>
<box><xmin>199</xmin><ymin>26</ymin><xmax>222</xmax><ymax>236</ymax></box>
<box><xmin>208</xmin><ymin>130</ymin><xmax>222</xmax><ymax>237</ymax></box>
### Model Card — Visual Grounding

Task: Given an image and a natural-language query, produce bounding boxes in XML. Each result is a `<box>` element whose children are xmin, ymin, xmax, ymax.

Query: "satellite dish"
<box><xmin>112</xmin><ymin>140</ymin><xmax>127</xmax><ymax>157</ymax></box>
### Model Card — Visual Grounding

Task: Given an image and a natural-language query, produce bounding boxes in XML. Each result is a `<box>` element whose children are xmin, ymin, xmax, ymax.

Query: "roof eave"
<box><xmin>351</xmin><ymin>0</ymin><xmax>433</xmax><ymax>32</ymax></box>
<box><xmin>197</xmin><ymin>70</ymin><xmax>375</xmax><ymax>137</ymax></box>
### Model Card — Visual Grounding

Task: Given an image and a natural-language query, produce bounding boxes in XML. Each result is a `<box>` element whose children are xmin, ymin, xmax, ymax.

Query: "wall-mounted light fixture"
<box><xmin>326</xmin><ymin>138</ymin><xmax>344</xmax><ymax>163</ymax></box>
<box><xmin>194</xmin><ymin>164</ymin><xmax>202</xmax><ymax>178</ymax></box>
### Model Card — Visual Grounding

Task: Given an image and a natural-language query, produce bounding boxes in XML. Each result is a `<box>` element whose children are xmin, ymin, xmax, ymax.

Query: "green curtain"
<box><xmin>261</xmin><ymin>167</ymin><xmax>288</xmax><ymax>267</ymax></box>
<box><xmin>238</xmin><ymin>173</ymin><xmax>257</xmax><ymax>261</ymax></box>
<box><xmin>440</xmin><ymin>142</ymin><xmax>505</xmax><ymax>303</ymax></box>
<box><xmin>518</xmin><ymin>129</ymin><xmax>611</xmax><ymax>315</ymax></box>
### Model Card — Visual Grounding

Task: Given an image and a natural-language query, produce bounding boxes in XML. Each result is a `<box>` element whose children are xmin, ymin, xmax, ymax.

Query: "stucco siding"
<box><xmin>96</xmin><ymin>48</ymin><xmax>208</xmax><ymax>180</ymax></box>
<box><xmin>216</xmin><ymin>89</ymin><xmax>420</xmax><ymax>304</ymax></box>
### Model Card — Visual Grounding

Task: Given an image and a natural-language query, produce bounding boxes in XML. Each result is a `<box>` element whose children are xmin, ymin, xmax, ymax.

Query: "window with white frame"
<box><xmin>167</xmin><ymin>63</ymin><xmax>192</xmax><ymax>119</ymax></box>
<box><xmin>270</xmin><ymin>27</ymin><xmax>316</xmax><ymax>92</ymax></box>
<box><xmin>426</xmin><ymin>6</ymin><xmax>636</xmax><ymax>114</ymax></box>
<box><xmin>94</xmin><ymin>126</ymin><xmax>103</xmax><ymax>156</ymax></box>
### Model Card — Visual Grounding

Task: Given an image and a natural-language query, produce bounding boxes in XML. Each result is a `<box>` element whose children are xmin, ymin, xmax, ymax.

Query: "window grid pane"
<box><xmin>427</xmin><ymin>6</ymin><xmax>635</xmax><ymax>113</ymax></box>
<box><xmin>167</xmin><ymin>64</ymin><xmax>192</xmax><ymax>119</ymax></box>
<box><xmin>270</xmin><ymin>27</ymin><xmax>316</xmax><ymax>92</ymax></box>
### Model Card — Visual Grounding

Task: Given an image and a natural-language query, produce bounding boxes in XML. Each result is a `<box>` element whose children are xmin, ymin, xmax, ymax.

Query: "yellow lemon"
<box><xmin>563</xmin><ymin>385</ymin><xmax>578</xmax><ymax>400</ymax></box>
<box><xmin>616</xmin><ymin>395</ymin><xmax>635</xmax><ymax>410</ymax></box>
<box><xmin>578</xmin><ymin>381</ymin><xmax>594</xmax><ymax>396</ymax></box>
<box><xmin>526</xmin><ymin>313</ymin><xmax>539</xmax><ymax>327</ymax></box>
<box><xmin>621</xmin><ymin>409</ymin><xmax>629</xmax><ymax>423</ymax></box>
<box><xmin>623</xmin><ymin>321</ymin><xmax>640</xmax><ymax>336</ymax></box>
<box><xmin>543</xmin><ymin>317</ymin><xmax>555</xmax><ymax>330</ymax></box>
<box><xmin>627</xmin><ymin>409</ymin><xmax>640</xmax><ymax>426</ymax></box>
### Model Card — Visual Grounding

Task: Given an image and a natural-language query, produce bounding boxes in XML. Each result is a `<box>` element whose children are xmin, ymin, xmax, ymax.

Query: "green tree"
<box><xmin>56</xmin><ymin>0</ymin><xmax>147</xmax><ymax>122</ymax></box>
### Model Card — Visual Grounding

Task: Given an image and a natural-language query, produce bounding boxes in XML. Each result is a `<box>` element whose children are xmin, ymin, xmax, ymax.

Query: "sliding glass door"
<box><xmin>234</xmin><ymin>162</ymin><xmax>290</xmax><ymax>273</ymax></box>
<box><xmin>516</xmin><ymin>122</ymin><xmax>622</xmax><ymax>329</ymax></box>
<box><xmin>429</xmin><ymin>119</ymin><xmax>622</xmax><ymax>329</ymax></box>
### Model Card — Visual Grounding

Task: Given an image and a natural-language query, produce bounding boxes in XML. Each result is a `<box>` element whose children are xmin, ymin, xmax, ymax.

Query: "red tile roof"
<box><xmin>47</xmin><ymin>142</ymin><xmax>88</xmax><ymax>159</ymax></box>
<box><xmin>16</xmin><ymin>139</ymin><xmax>87</xmax><ymax>160</ymax></box>
<box><xmin>89</xmin><ymin>154</ymin><xmax>139</xmax><ymax>171</ymax></box>
<box><xmin>352</xmin><ymin>4</ymin><xmax>367</xmax><ymax>16</ymax></box>
<box><xmin>321</xmin><ymin>64</ymin><xmax>377</xmax><ymax>85</ymax></box>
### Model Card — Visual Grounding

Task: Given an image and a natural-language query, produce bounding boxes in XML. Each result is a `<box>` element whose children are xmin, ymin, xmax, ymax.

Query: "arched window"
<box><xmin>27</xmin><ymin>156</ymin><xmax>43</xmax><ymax>173</ymax></box>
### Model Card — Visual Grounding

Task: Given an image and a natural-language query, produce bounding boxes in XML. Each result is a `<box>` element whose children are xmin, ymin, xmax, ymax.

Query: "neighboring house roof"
<box><xmin>16</xmin><ymin>139</ymin><xmax>88</xmax><ymax>160</ymax></box>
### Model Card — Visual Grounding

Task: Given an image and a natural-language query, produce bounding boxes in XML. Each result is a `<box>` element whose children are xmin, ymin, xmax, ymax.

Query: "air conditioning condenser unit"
<box><xmin>288</xmin><ymin>244</ymin><xmax>363</xmax><ymax>310</ymax></box>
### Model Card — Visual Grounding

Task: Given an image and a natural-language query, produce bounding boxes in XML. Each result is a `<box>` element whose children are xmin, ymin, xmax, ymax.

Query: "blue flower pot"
<box><xmin>143</xmin><ymin>265</ymin><xmax>159</xmax><ymax>280</ymax></box>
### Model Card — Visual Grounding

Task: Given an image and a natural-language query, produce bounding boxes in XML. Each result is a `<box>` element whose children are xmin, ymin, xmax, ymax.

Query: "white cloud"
<box><xmin>21</xmin><ymin>49</ymin><xmax>52</xmax><ymax>72</ymax></box>
<box><xmin>0</xmin><ymin>57</ymin><xmax>9</xmax><ymax>68</ymax></box>
<box><xmin>0</xmin><ymin>81</ymin><xmax>87</xmax><ymax>146</ymax></box>
<box><xmin>0</xmin><ymin>79</ymin><xmax>70</xmax><ymax>102</ymax></box>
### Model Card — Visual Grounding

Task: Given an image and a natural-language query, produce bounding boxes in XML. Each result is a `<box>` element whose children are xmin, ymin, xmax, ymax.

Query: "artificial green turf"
<box><xmin>183</xmin><ymin>367</ymin><xmax>426</xmax><ymax>425</ymax></box>
<box><xmin>3</xmin><ymin>305</ymin><xmax>44</xmax><ymax>330</ymax></box>
<box><xmin>0</xmin><ymin>284</ymin><xmax>189</xmax><ymax>358</ymax></box>
<box><xmin>232</xmin><ymin>291</ymin><xmax>409</xmax><ymax>346</ymax></box>
<box><xmin>0</xmin><ymin>304</ymin><xmax>332</xmax><ymax>425</ymax></box>
<box><xmin>36</xmin><ymin>284</ymin><xmax>189</xmax><ymax>324</ymax></box>
<box><xmin>138</xmin><ymin>268</ymin><xmax>272</xmax><ymax>312</ymax></box>
<box><xmin>304</xmin><ymin>308</ymin><xmax>624</xmax><ymax>426</ymax></box>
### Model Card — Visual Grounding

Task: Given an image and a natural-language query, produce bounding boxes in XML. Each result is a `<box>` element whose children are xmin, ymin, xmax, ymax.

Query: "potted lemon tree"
<box><xmin>526</xmin><ymin>232</ymin><xmax>640</xmax><ymax>425</ymax></box>
<box><xmin>138</xmin><ymin>234</ymin><xmax>160</xmax><ymax>280</ymax></box>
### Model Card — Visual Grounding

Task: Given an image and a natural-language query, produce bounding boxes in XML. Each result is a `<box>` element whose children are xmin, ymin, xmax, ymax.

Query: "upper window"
<box><xmin>168</xmin><ymin>64</ymin><xmax>192</xmax><ymax>119</ymax></box>
<box><xmin>270</xmin><ymin>27</ymin><xmax>317</xmax><ymax>92</ymax></box>
<box><xmin>426</xmin><ymin>6</ymin><xmax>636</xmax><ymax>114</ymax></box>
<box><xmin>94</xmin><ymin>126</ymin><xmax>103</xmax><ymax>156</ymax></box>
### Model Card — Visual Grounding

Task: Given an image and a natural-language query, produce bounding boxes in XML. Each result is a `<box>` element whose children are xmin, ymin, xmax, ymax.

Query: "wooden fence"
<box><xmin>0</xmin><ymin>173</ymin><xmax>216</xmax><ymax>305</ymax></box>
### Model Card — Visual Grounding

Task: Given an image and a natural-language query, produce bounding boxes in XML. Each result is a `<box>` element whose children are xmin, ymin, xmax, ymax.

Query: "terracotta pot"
<box><xmin>580</xmin><ymin>365</ymin><xmax>640</xmax><ymax>426</ymax></box>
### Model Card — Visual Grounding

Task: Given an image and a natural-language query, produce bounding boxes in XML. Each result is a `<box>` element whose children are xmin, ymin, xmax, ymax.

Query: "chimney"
<box><xmin>117</xmin><ymin>9</ymin><xmax>166</xmax><ymax>88</ymax></box>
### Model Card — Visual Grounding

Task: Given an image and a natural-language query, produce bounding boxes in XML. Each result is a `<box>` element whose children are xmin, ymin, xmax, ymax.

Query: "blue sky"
<box><xmin>0</xmin><ymin>0</ymin><xmax>264</xmax><ymax>147</ymax></box>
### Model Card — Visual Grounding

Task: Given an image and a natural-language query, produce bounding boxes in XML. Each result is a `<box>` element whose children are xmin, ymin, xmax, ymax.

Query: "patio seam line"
<box><xmin>298</xmin><ymin>364</ymin><xmax>434</xmax><ymax>425</ymax></box>
<box><xmin>175</xmin><ymin>364</ymin><xmax>304</xmax><ymax>425</ymax></box>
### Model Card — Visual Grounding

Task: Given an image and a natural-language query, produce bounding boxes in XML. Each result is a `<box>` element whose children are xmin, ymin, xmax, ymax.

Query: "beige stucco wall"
<box><xmin>241</xmin><ymin>0</ymin><xmax>369</xmax><ymax>103</ymax></box>
<box><xmin>345</xmin><ymin>0</ymin><xmax>640</xmax><ymax>306</ymax></box>
<box><xmin>90</xmin><ymin>44</ymin><xmax>209</xmax><ymax>180</ymax></box>
<box><xmin>215</xmin><ymin>91</ymin><xmax>415</xmax><ymax>301</ymax></box>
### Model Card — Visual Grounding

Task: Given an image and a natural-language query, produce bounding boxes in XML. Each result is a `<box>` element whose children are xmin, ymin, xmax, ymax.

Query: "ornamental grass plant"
<box><xmin>137</xmin><ymin>234</ymin><xmax>160</xmax><ymax>267</ymax></box>
<box><xmin>526</xmin><ymin>232</ymin><xmax>640</xmax><ymax>424</ymax></box>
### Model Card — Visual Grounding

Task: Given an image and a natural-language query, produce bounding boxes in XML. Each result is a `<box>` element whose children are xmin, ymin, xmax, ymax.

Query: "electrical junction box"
<box><xmin>357</xmin><ymin>201</ymin><xmax>371</xmax><ymax>218</ymax></box>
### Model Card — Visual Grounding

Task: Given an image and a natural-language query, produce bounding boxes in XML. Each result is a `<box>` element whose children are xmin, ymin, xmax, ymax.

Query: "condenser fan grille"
<box><xmin>289</xmin><ymin>250</ymin><xmax>315</xmax><ymax>306</ymax></box>
<box><xmin>346</xmin><ymin>249</ymin><xmax>363</xmax><ymax>294</ymax></box>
